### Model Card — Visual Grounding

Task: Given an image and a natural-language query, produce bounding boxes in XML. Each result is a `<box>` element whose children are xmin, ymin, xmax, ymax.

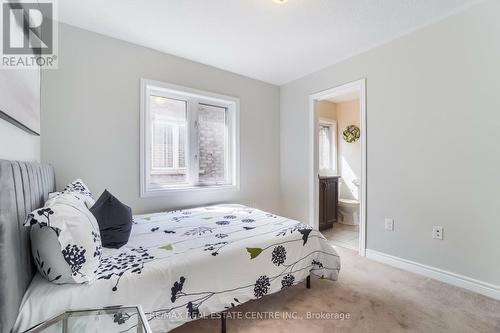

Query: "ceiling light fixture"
<box><xmin>272</xmin><ymin>0</ymin><xmax>288</xmax><ymax>4</ymax></box>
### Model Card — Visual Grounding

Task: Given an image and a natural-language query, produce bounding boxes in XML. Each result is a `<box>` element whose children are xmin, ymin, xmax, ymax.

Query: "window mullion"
<box><xmin>172</xmin><ymin>125</ymin><xmax>179</xmax><ymax>169</ymax></box>
<box><xmin>188</xmin><ymin>99</ymin><xmax>200</xmax><ymax>186</ymax></box>
<box><xmin>225</xmin><ymin>108</ymin><xmax>231</xmax><ymax>185</ymax></box>
<box><xmin>163</xmin><ymin>124</ymin><xmax>168</xmax><ymax>169</ymax></box>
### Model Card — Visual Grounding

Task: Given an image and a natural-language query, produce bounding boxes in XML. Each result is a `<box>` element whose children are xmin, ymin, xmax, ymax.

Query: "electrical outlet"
<box><xmin>432</xmin><ymin>226</ymin><xmax>443</xmax><ymax>240</ymax></box>
<box><xmin>385</xmin><ymin>218</ymin><xmax>394</xmax><ymax>231</ymax></box>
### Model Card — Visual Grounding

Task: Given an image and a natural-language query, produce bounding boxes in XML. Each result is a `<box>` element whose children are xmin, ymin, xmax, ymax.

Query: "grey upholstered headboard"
<box><xmin>0</xmin><ymin>159</ymin><xmax>54</xmax><ymax>333</ymax></box>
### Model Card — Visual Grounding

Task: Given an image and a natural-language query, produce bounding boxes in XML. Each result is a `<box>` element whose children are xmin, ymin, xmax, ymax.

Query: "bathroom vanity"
<box><xmin>318</xmin><ymin>176</ymin><xmax>339</xmax><ymax>230</ymax></box>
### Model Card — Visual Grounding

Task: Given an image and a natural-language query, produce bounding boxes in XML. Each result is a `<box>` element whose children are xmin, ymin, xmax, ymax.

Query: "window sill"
<box><xmin>141</xmin><ymin>184</ymin><xmax>240</xmax><ymax>198</ymax></box>
<box><xmin>150</xmin><ymin>169</ymin><xmax>187</xmax><ymax>175</ymax></box>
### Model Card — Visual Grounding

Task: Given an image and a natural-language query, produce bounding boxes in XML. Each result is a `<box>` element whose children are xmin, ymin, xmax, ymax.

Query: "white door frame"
<box><xmin>308</xmin><ymin>78</ymin><xmax>367</xmax><ymax>256</ymax></box>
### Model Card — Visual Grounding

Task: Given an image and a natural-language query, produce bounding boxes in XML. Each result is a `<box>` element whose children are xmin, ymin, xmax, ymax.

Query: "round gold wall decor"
<box><xmin>343</xmin><ymin>125</ymin><xmax>360</xmax><ymax>143</ymax></box>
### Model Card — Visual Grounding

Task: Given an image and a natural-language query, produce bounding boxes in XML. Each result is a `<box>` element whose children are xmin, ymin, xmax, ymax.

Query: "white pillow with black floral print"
<box><xmin>25</xmin><ymin>193</ymin><xmax>102</xmax><ymax>284</ymax></box>
<box><xmin>46</xmin><ymin>191</ymin><xmax>91</xmax><ymax>208</ymax></box>
<box><xmin>62</xmin><ymin>178</ymin><xmax>95</xmax><ymax>208</ymax></box>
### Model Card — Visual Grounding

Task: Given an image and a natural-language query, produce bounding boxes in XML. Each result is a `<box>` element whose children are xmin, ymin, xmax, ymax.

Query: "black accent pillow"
<box><xmin>90</xmin><ymin>190</ymin><xmax>132</xmax><ymax>249</ymax></box>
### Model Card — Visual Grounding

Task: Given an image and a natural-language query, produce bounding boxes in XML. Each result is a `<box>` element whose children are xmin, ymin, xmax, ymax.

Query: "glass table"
<box><xmin>25</xmin><ymin>305</ymin><xmax>152</xmax><ymax>333</ymax></box>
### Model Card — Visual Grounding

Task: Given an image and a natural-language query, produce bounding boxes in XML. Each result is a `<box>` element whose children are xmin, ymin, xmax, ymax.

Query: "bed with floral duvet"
<box><xmin>14</xmin><ymin>204</ymin><xmax>341</xmax><ymax>332</ymax></box>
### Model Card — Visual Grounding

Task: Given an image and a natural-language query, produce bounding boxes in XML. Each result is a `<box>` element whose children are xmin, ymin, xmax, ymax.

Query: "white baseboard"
<box><xmin>365</xmin><ymin>249</ymin><xmax>500</xmax><ymax>301</ymax></box>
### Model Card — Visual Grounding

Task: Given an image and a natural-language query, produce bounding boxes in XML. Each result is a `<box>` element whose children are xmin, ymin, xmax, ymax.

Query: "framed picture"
<box><xmin>0</xmin><ymin>68</ymin><xmax>41</xmax><ymax>135</ymax></box>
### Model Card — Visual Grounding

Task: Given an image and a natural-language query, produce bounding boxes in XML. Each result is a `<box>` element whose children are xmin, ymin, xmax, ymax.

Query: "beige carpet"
<box><xmin>172</xmin><ymin>246</ymin><xmax>500</xmax><ymax>333</ymax></box>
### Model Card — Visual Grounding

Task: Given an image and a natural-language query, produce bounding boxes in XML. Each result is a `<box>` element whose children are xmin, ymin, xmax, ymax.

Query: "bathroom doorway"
<box><xmin>309</xmin><ymin>79</ymin><xmax>366</xmax><ymax>255</ymax></box>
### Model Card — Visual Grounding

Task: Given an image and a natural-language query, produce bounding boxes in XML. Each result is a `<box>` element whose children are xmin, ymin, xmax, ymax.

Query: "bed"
<box><xmin>0</xmin><ymin>160</ymin><xmax>341</xmax><ymax>333</ymax></box>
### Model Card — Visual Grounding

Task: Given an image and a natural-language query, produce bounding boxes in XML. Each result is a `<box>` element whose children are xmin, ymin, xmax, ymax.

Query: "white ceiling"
<box><xmin>327</xmin><ymin>91</ymin><xmax>360</xmax><ymax>104</ymax></box>
<box><xmin>58</xmin><ymin>0</ymin><xmax>480</xmax><ymax>85</ymax></box>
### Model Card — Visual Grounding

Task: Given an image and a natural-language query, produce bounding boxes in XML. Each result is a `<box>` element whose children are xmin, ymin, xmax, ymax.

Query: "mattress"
<box><xmin>14</xmin><ymin>204</ymin><xmax>341</xmax><ymax>332</ymax></box>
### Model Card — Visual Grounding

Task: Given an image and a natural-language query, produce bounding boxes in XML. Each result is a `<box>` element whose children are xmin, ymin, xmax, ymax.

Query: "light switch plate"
<box><xmin>385</xmin><ymin>218</ymin><xmax>394</xmax><ymax>231</ymax></box>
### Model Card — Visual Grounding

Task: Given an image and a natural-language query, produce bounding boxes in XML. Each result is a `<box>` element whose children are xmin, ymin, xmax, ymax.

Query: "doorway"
<box><xmin>309</xmin><ymin>79</ymin><xmax>366</xmax><ymax>255</ymax></box>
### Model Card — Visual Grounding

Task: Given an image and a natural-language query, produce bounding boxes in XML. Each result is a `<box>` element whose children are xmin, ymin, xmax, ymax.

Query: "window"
<box><xmin>150</xmin><ymin>97</ymin><xmax>187</xmax><ymax>184</ymax></box>
<box><xmin>141</xmin><ymin>79</ymin><xmax>239</xmax><ymax>196</ymax></box>
<box><xmin>318</xmin><ymin>121</ymin><xmax>337</xmax><ymax>172</ymax></box>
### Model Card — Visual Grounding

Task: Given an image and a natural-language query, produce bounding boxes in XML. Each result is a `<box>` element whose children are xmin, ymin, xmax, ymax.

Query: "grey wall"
<box><xmin>0</xmin><ymin>119</ymin><xmax>40</xmax><ymax>162</ymax></box>
<box><xmin>41</xmin><ymin>24</ymin><xmax>281</xmax><ymax>214</ymax></box>
<box><xmin>280</xmin><ymin>0</ymin><xmax>500</xmax><ymax>285</ymax></box>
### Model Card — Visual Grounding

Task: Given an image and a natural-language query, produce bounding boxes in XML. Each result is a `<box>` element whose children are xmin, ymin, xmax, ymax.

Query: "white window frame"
<box><xmin>318</xmin><ymin>119</ymin><xmax>337</xmax><ymax>173</ymax></box>
<box><xmin>140</xmin><ymin>79</ymin><xmax>240</xmax><ymax>197</ymax></box>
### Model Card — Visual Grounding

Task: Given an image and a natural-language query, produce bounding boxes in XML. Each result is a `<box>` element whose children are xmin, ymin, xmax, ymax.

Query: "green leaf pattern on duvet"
<box><xmin>246</xmin><ymin>247</ymin><xmax>263</xmax><ymax>259</ymax></box>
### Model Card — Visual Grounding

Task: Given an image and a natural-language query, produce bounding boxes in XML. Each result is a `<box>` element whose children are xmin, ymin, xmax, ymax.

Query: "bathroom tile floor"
<box><xmin>322</xmin><ymin>223</ymin><xmax>359</xmax><ymax>250</ymax></box>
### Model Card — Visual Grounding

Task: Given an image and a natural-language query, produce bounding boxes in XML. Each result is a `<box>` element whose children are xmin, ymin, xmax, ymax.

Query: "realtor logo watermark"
<box><xmin>1</xmin><ymin>0</ymin><xmax>58</xmax><ymax>68</ymax></box>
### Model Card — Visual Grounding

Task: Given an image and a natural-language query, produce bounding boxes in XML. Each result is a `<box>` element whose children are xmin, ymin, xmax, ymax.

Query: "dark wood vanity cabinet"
<box><xmin>319</xmin><ymin>176</ymin><xmax>339</xmax><ymax>230</ymax></box>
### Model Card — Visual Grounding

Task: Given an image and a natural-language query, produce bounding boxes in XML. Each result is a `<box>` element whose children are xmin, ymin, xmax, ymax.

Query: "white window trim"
<box><xmin>318</xmin><ymin>119</ymin><xmax>337</xmax><ymax>174</ymax></box>
<box><xmin>140</xmin><ymin>79</ymin><xmax>240</xmax><ymax>197</ymax></box>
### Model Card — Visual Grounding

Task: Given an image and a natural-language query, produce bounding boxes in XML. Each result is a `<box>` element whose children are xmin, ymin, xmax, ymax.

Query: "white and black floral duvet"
<box><xmin>15</xmin><ymin>204</ymin><xmax>341</xmax><ymax>332</ymax></box>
